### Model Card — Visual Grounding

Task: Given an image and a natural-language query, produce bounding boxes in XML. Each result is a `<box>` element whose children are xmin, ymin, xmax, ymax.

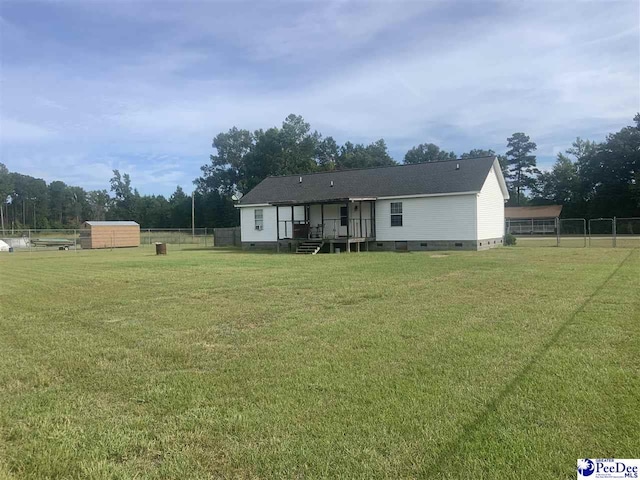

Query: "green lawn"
<box><xmin>0</xmin><ymin>247</ymin><xmax>638</xmax><ymax>479</ymax></box>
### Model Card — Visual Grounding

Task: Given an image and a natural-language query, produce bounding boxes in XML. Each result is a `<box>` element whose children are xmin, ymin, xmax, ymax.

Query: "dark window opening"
<box><xmin>455</xmin><ymin>242</ymin><xmax>463</xmax><ymax>247</ymax></box>
<box><xmin>340</xmin><ymin>206</ymin><xmax>348</xmax><ymax>227</ymax></box>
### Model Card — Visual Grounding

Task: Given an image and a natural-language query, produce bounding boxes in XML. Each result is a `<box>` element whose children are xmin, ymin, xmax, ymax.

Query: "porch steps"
<box><xmin>295</xmin><ymin>240</ymin><xmax>324</xmax><ymax>255</ymax></box>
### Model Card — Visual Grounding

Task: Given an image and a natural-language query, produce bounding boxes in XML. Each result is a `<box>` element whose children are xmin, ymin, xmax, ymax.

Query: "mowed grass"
<box><xmin>0</xmin><ymin>247</ymin><xmax>638</xmax><ymax>479</ymax></box>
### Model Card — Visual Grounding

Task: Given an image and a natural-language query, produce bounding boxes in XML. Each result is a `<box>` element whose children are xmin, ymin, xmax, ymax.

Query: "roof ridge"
<box><xmin>265</xmin><ymin>155</ymin><xmax>496</xmax><ymax>179</ymax></box>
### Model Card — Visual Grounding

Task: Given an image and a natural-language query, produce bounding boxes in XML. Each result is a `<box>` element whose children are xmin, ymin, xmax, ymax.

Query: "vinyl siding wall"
<box><xmin>241</xmin><ymin>205</ymin><xmax>311</xmax><ymax>241</ymax></box>
<box><xmin>476</xmin><ymin>165</ymin><xmax>505</xmax><ymax>240</ymax></box>
<box><xmin>240</xmin><ymin>206</ymin><xmax>277</xmax><ymax>242</ymax></box>
<box><xmin>375</xmin><ymin>195</ymin><xmax>478</xmax><ymax>241</ymax></box>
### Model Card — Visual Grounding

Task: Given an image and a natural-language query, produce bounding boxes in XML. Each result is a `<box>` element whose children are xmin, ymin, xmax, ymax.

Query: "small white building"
<box><xmin>236</xmin><ymin>156</ymin><xmax>509</xmax><ymax>253</ymax></box>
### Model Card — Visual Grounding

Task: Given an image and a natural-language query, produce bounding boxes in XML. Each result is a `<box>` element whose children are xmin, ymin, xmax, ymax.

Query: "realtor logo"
<box><xmin>578</xmin><ymin>459</ymin><xmax>640</xmax><ymax>479</ymax></box>
<box><xmin>578</xmin><ymin>459</ymin><xmax>595</xmax><ymax>477</ymax></box>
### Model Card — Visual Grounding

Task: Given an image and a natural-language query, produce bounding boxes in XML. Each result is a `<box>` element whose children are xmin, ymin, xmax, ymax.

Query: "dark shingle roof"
<box><xmin>239</xmin><ymin>156</ymin><xmax>497</xmax><ymax>205</ymax></box>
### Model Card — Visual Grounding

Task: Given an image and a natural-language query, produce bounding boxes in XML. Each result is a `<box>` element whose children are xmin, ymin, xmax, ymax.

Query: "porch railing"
<box><xmin>278</xmin><ymin>220</ymin><xmax>309</xmax><ymax>239</ymax></box>
<box><xmin>278</xmin><ymin>218</ymin><xmax>373</xmax><ymax>240</ymax></box>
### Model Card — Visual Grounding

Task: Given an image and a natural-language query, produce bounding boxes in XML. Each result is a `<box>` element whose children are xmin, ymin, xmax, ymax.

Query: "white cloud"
<box><xmin>0</xmin><ymin>118</ymin><xmax>57</xmax><ymax>143</ymax></box>
<box><xmin>0</xmin><ymin>0</ymin><xmax>637</xmax><ymax>192</ymax></box>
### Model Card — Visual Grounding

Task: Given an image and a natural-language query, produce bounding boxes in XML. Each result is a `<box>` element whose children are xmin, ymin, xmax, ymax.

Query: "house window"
<box><xmin>254</xmin><ymin>209</ymin><xmax>263</xmax><ymax>230</ymax></box>
<box><xmin>390</xmin><ymin>202</ymin><xmax>403</xmax><ymax>227</ymax></box>
<box><xmin>340</xmin><ymin>206</ymin><xmax>348</xmax><ymax>227</ymax></box>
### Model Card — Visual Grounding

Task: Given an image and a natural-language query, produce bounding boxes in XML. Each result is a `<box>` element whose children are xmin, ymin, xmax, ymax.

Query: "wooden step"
<box><xmin>296</xmin><ymin>240</ymin><xmax>324</xmax><ymax>255</ymax></box>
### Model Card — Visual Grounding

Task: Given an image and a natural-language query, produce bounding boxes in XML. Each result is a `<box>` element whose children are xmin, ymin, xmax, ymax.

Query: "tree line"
<box><xmin>1</xmin><ymin>113</ymin><xmax>638</xmax><ymax>231</ymax></box>
<box><xmin>0</xmin><ymin>167</ymin><xmax>236</xmax><ymax>231</ymax></box>
<box><xmin>197</xmin><ymin>113</ymin><xmax>639</xmax><ymax>218</ymax></box>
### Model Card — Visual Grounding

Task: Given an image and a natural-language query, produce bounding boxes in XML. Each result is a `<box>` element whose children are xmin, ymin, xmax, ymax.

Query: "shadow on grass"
<box><xmin>422</xmin><ymin>249</ymin><xmax>634</xmax><ymax>477</ymax></box>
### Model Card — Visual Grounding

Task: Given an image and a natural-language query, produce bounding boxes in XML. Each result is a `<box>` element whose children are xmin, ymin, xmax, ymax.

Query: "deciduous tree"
<box><xmin>404</xmin><ymin>143</ymin><xmax>456</xmax><ymax>164</ymax></box>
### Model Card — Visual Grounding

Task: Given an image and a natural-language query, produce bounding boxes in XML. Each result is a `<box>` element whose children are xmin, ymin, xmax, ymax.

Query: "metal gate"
<box><xmin>588</xmin><ymin>218</ymin><xmax>614</xmax><ymax>247</ymax></box>
<box><xmin>558</xmin><ymin>218</ymin><xmax>586</xmax><ymax>247</ymax></box>
<box><xmin>614</xmin><ymin>217</ymin><xmax>640</xmax><ymax>248</ymax></box>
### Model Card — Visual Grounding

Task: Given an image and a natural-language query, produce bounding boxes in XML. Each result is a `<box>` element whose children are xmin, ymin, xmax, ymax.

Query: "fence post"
<box><xmin>148</xmin><ymin>229</ymin><xmax>151</xmax><ymax>246</ymax></box>
<box><xmin>582</xmin><ymin>219</ymin><xmax>587</xmax><ymax>247</ymax></box>
<box><xmin>556</xmin><ymin>217</ymin><xmax>560</xmax><ymax>247</ymax></box>
<box><xmin>613</xmin><ymin>217</ymin><xmax>617</xmax><ymax>248</ymax></box>
<box><xmin>28</xmin><ymin>229</ymin><xmax>31</xmax><ymax>253</ymax></box>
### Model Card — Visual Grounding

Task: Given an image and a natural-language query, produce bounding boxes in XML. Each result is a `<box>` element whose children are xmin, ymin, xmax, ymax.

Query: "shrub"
<box><xmin>504</xmin><ymin>233</ymin><xmax>517</xmax><ymax>246</ymax></box>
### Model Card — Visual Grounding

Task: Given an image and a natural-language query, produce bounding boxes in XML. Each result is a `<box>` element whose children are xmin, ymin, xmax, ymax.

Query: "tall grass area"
<box><xmin>0</xmin><ymin>247</ymin><xmax>638</xmax><ymax>478</ymax></box>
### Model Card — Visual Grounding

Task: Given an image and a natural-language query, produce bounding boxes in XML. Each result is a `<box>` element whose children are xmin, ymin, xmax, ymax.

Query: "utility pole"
<box><xmin>191</xmin><ymin>191</ymin><xmax>195</xmax><ymax>239</ymax></box>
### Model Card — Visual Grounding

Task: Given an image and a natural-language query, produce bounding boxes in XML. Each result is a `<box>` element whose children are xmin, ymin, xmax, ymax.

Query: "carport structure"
<box><xmin>505</xmin><ymin>205</ymin><xmax>563</xmax><ymax>235</ymax></box>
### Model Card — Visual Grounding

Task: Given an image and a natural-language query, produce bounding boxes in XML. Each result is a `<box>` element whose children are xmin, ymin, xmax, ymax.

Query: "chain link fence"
<box><xmin>1</xmin><ymin>229</ymin><xmax>82</xmax><ymax>252</ymax></box>
<box><xmin>0</xmin><ymin>228</ymin><xmax>228</xmax><ymax>252</ymax></box>
<box><xmin>588</xmin><ymin>218</ymin><xmax>614</xmax><ymax>247</ymax></box>
<box><xmin>511</xmin><ymin>217</ymin><xmax>640</xmax><ymax>248</ymax></box>
<box><xmin>139</xmin><ymin>229</ymin><xmax>213</xmax><ymax>250</ymax></box>
<box><xmin>559</xmin><ymin>218</ymin><xmax>587</xmax><ymax>248</ymax></box>
<box><xmin>614</xmin><ymin>217</ymin><xmax>640</xmax><ymax>248</ymax></box>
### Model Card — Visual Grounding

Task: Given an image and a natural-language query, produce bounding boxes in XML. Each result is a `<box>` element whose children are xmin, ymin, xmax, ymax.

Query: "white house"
<box><xmin>236</xmin><ymin>156</ymin><xmax>509</xmax><ymax>253</ymax></box>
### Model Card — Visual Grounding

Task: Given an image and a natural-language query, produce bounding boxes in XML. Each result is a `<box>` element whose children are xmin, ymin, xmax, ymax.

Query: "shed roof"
<box><xmin>239</xmin><ymin>156</ymin><xmax>500</xmax><ymax>205</ymax></box>
<box><xmin>505</xmin><ymin>205</ymin><xmax>563</xmax><ymax>219</ymax></box>
<box><xmin>84</xmin><ymin>221</ymin><xmax>140</xmax><ymax>226</ymax></box>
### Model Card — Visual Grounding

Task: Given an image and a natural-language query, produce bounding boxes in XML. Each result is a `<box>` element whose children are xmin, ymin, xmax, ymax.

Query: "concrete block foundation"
<box><xmin>242</xmin><ymin>237</ymin><xmax>504</xmax><ymax>252</ymax></box>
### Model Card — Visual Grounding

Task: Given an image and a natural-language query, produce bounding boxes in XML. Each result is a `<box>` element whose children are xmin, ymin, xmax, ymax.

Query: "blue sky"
<box><xmin>1</xmin><ymin>0</ymin><xmax>638</xmax><ymax>196</ymax></box>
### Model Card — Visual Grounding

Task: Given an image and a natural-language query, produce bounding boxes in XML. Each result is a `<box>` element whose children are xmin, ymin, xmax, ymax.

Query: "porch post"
<box><xmin>291</xmin><ymin>205</ymin><xmax>295</xmax><ymax>239</ymax></box>
<box><xmin>304</xmin><ymin>204</ymin><xmax>308</xmax><ymax>239</ymax></box>
<box><xmin>276</xmin><ymin>206</ymin><xmax>280</xmax><ymax>253</ymax></box>
<box><xmin>346</xmin><ymin>201</ymin><xmax>351</xmax><ymax>253</ymax></box>
<box><xmin>371</xmin><ymin>200</ymin><xmax>376</xmax><ymax>238</ymax></box>
<box><xmin>359</xmin><ymin>201</ymin><xmax>362</xmax><ymax>238</ymax></box>
<box><xmin>321</xmin><ymin>203</ymin><xmax>324</xmax><ymax>239</ymax></box>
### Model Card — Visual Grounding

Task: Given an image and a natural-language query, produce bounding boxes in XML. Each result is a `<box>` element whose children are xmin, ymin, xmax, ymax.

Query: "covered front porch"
<box><xmin>273</xmin><ymin>198</ymin><xmax>376</xmax><ymax>253</ymax></box>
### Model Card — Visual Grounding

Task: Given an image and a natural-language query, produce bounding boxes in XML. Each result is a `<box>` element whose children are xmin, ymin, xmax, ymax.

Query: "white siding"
<box><xmin>375</xmin><ymin>195</ymin><xmax>478</xmax><ymax>241</ymax></box>
<box><xmin>240</xmin><ymin>206</ymin><xmax>277</xmax><ymax>242</ymax></box>
<box><xmin>476</xmin><ymin>165</ymin><xmax>505</xmax><ymax>239</ymax></box>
